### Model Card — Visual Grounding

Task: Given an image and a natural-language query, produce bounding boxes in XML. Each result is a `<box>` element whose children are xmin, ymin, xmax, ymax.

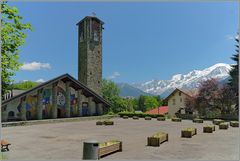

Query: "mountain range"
<box><xmin>118</xmin><ymin>63</ymin><xmax>231</xmax><ymax>98</ymax></box>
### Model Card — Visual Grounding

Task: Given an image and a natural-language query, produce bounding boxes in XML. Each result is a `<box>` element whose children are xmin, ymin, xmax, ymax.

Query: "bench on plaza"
<box><xmin>1</xmin><ymin>140</ymin><xmax>11</xmax><ymax>152</ymax></box>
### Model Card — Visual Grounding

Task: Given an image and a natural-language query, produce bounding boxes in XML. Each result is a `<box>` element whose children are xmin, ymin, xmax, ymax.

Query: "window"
<box><xmin>180</xmin><ymin>98</ymin><xmax>182</xmax><ymax>102</ymax></box>
<box><xmin>179</xmin><ymin>92</ymin><xmax>181</xmax><ymax>96</ymax></box>
<box><xmin>93</xmin><ymin>31</ymin><xmax>99</xmax><ymax>41</ymax></box>
<box><xmin>172</xmin><ymin>99</ymin><xmax>176</xmax><ymax>105</ymax></box>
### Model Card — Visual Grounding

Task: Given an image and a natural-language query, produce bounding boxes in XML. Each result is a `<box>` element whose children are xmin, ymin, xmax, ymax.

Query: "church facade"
<box><xmin>1</xmin><ymin>16</ymin><xmax>110</xmax><ymax>122</ymax></box>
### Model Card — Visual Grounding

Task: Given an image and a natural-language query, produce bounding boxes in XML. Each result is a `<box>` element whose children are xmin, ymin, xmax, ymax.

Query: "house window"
<box><xmin>180</xmin><ymin>98</ymin><xmax>182</xmax><ymax>102</ymax></box>
<box><xmin>173</xmin><ymin>99</ymin><xmax>176</xmax><ymax>105</ymax></box>
<box><xmin>179</xmin><ymin>92</ymin><xmax>181</xmax><ymax>96</ymax></box>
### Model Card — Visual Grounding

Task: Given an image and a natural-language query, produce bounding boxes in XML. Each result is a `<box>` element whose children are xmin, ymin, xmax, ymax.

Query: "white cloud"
<box><xmin>225</xmin><ymin>34</ymin><xmax>239</xmax><ymax>40</ymax></box>
<box><xmin>20</xmin><ymin>62</ymin><xmax>51</xmax><ymax>71</ymax></box>
<box><xmin>225</xmin><ymin>34</ymin><xmax>234</xmax><ymax>40</ymax></box>
<box><xmin>107</xmin><ymin>72</ymin><xmax>120</xmax><ymax>79</ymax></box>
<box><xmin>36</xmin><ymin>79</ymin><xmax>45</xmax><ymax>83</ymax></box>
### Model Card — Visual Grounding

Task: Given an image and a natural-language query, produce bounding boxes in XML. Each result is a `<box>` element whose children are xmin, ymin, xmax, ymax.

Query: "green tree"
<box><xmin>138</xmin><ymin>95</ymin><xmax>146</xmax><ymax>112</ymax></box>
<box><xmin>11</xmin><ymin>81</ymin><xmax>39</xmax><ymax>90</ymax></box>
<box><xmin>102</xmin><ymin>79</ymin><xmax>128</xmax><ymax>113</ymax></box>
<box><xmin>144</xmin><ymin>96</ymin><xmax>159</xmax><ymax>111</ymax></box>
<box><xmin>228</xmin><ymin>34</ymin><xmax>239</xmax><ymax>111</ymax></box>
<box><xmin>1</xmin><ymin>2</ymin><xmax>32</xmax><ymax>94</ymax></box>
<box><xmin>102</xmin><ymin>79</ymin><xmax>120</xmax><ymax>100</ymax></box>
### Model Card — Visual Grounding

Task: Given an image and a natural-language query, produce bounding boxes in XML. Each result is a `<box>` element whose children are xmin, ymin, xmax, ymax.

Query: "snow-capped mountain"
<box><xmin>132</xmin><ymin>63</ymin><xmax>232</xmax><ymax>97</ymax></box>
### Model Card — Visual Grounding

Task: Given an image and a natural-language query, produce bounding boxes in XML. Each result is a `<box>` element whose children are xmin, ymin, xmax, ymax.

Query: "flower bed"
<box><xmin>103</xmin><ymin>120</ymin><xmax>114</xmax><ymax>125</ymax></box>
<box><xmin>133</xmin><ymin>116</ymin><xmax>139</xmax><ymax>120</ymax></box>
<box><xmin>145</xmin><ymin>116</ymin><xmax>152</xmax><ymax>120</ymax></box>
<box><xmin>203</xmin><ymin>125</ymin><xmax>215</xmax><ymax>133</ymax></box>
<box><xmin>213</xmin><ymin>119</ymin><xmax>224</xmax><ymax>125</ymax></box>
<box><xmin>181</xmin><ymin>128</ymin><xmax>197</xmax><ymax>138</ymax></box>
<box><xmin>122</xmin><ymin>116</ymin><xmax>128</xmax><ymax>119</ymax></box>
<box><xmin>172</xmin><ymin>117</ymin><xmax>182</xmax><ymax>122</ymax></box>
<box><xmin>230</xmin><ymin>121</ymin><xmax>239</xmax><ymax>127</ymax></box>
<box><xmin>157</xmin><ymin>117</ymin><xmax>166</xmax><ymax>121</ymax></box>
<box><xmin>98</xmin><ymin>140</ymin><xmax>122</xmax><ymax>159</ymax></box>
<box><xmin>219</xmin><ymin>122</ymin><xmax>229</xmax><ymax>129</ymax></box>
<box><xmin>193</xmin><ymin>118</ymin><xmax>203</xmax><ymax>123</ymax></box>
<box><xmin>147</xmin><ymin>132</ymin><xmax>168</xmax><ymax>147</ymax></box>
<box><xmin>96</xmin><ymin>121</ymin><xmax>103</xmax><ymax>125</ymax></box>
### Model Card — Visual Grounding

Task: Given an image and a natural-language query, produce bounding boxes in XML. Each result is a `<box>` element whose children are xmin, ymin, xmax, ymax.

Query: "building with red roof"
<box><xmin>145</xmin><ymin>106</ymin><xmax>168</xmax><ymax>115</ymax></box>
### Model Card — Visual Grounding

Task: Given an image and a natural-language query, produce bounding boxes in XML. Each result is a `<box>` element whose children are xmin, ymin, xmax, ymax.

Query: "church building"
<box><xmin>1</xmin><ymin>16</ymin><xmax>111</xmax><ymax>122</ymax></box>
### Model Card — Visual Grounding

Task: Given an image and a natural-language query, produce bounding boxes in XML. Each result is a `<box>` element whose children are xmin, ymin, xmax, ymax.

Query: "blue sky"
<box><xmin>10</xmin><ymin>2</ymin><xmax>238</xmax><ymax>84</ymax></box>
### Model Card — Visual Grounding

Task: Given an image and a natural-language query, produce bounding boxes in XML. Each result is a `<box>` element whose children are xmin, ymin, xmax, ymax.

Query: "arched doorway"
<box><xmin>26</xmin><ymin>111</ymin><xmax>31</xmax><ymax>120</ymax></box>
<box><xmin>42</xmin><ymin>110</ymin><xmax>46</xmax><ymax>119</ymax></box>
<box><xmin>7</xmin><ymin>111</ymin><xmax>15</xmax><ymax>121</ymax></box>
<box><xmin>57</xmin><ymin>108</ymin><xmax>62</xmax><ymax>118</ymax></box>
<box><xmin>8</xmin><ymin>111</ymin><xmax>15</xmax><ymax>117</ymax></box>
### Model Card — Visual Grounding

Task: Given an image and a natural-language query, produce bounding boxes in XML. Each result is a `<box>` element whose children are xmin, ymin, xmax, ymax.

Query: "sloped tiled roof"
<box><xmin>145</xmin><ymin>106</ymin><xmax>168</xmax><ymax>115</ymax></box>
<box><xmin>164</xmin><ymin>88</ymin><xmax>198</xmax><ymax>101</ymax></box>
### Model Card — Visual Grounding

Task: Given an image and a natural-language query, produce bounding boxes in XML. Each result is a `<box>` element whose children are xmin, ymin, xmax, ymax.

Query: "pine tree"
<box><xmin>228</xmin><ymin>33</ymin><xmax>239</xmax><ymax>111</ymax></box>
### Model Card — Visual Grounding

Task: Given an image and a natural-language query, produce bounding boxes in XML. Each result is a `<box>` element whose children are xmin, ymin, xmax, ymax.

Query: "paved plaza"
<box><xmin>2</xmin><ymin>118</ymin><xmax>239</xmax><ymax>160</ymax></box>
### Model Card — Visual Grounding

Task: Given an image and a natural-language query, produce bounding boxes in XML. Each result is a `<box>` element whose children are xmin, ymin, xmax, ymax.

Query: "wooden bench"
<box><xmin>1</xmin><ymin>140</ymin><xmax>11</xmax><ymax>152</ymax></box>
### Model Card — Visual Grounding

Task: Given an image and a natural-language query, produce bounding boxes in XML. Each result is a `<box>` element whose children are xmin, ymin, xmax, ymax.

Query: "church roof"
<box><xmin>2</xmin><ymin>73</ymin><xmax>111</xmax><ymax>107</ymax></box>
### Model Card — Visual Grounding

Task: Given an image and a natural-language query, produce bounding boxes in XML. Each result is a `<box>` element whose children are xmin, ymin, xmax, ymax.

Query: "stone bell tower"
<box><xmin>77</xmin><ymin>16</ymin><xmax>104</xmax><ymax>95</ymax></box>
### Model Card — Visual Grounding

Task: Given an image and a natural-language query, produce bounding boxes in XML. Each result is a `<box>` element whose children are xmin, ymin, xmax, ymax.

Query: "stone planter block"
<box><xmin>181</xmin><ymin>128</ymin><xmax>197</xmax><ymax>138</ymax></box>
<box><xmin>157</xmin><ymin>117</ymin><xmax>166</xmax><ymax>121</ymax></box>
<box><xmin>147</xmin><ymin>132</ymin><xmax>168</xmax><ymax>147</ymax></box>
<box><xmin>219</xmin><ymin>123</ymin><xmax>229</xmax><ymax>129</ymax></box>
<box><xmin>172</xmin><ymin>118</ymin><xmax>182</xmax><ymax>122</ymax></box>
<box><xmin>230</xmin><ymin>121</ymin><xmax>239</xmax><ymax>127</ymax></box>
<box><xmin>98</xmin><ymin>141</ymin><xmax>122</xmax><ymax>159</ymax></box>
<box><xmin>193</xmin><ymin>118</ymin><xmax>203</xmax><ymax>123</ymax></box>
<box><xmin>203</xmin><ymin>125</ymin><xmax>215</xmax><ymax>133</ymax></box>
<box><xmin>213</xmin><ymin>119</ymin><xmax>224</xmax><ymax>125</ymax></box>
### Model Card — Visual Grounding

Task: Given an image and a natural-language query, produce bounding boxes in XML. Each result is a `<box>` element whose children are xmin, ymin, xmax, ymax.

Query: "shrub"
<box><xmin>118</xmin><ymin>112</ymin><xmax>164</xmax><ymax>118</ymax></box>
